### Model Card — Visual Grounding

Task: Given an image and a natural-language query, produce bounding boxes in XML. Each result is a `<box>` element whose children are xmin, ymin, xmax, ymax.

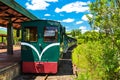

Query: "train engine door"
<box><xmin>41</xmin><ymin>26</ymin><xmax>60</xmax><ymax>61</ymax></box>
<box><xmin>21</xmin><ymin>26</ymin><xmax>42</xmax><ymax>73</ymax></box>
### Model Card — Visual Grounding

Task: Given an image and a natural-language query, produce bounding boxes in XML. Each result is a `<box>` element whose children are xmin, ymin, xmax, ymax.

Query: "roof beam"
<box><xmin>0</xmin><ymin>16</ymin><xmax>27</xmax><ymax>18</ymax></box>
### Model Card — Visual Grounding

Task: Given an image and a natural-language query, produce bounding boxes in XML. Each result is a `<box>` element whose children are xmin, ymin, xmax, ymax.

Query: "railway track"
<box><xmin>13</xmin><ymin>74</ymin><xmax>48</xmax><ymax>80</ymax></box>
<box><xmin>13</xmin><ymin>45</ymin><xmax>76</xmax><ymax>80</ymax></box>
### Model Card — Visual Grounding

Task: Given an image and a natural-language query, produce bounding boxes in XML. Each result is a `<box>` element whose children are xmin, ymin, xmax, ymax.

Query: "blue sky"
<box><xmin>0</xmin><ymin>27</ymin><xmax>7</xmax><ymax>31</ymax></box>
<box><xmin>1</xmin><ymin>0</ymin><xmax>94</xmax><ymax>32</ymax></box>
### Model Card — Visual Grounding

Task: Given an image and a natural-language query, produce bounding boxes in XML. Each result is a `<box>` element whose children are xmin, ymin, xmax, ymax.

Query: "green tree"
<box><xmin>82</xmin><ymin>30</ymin><xmax>99</xmax><ymax>42</ymax></box>
<box><xmin>71</xmin><ymin>29</ymin><xmax>81</xmax><ymax>37</ymax></box>
<box><xmin>88</xmin><ymin>0</ymin><xmax>120</xmax><ymax>36</ymax></box>
<box><xmin>86</xmin><ymin>0</ymin><xmax>120</xmax><ymax>79</ymax></box>
<box><xmin>13</xmin><ymin>29</ymin><xmax>21</xmax><ymax>45</ymax></box>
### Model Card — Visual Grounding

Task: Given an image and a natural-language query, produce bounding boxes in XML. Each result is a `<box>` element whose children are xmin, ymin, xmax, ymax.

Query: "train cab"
<box><xmin>21</xmin><ymin>20</ymin><xmax>62</xmax><ymax>73</ymax></box>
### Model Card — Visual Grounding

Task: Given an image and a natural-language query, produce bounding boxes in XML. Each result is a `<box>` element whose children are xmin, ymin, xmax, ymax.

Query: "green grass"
<box><xmin>0</xmin><ymin>30</ymin><xmax>7</xmax><ymax>34</ymax></box>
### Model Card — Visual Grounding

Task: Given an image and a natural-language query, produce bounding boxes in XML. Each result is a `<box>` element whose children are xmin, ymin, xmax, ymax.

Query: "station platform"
<box><xmin>0</xmin><ymin>46</ymin><xmax>21</xmax><ymax>80</ymax></box>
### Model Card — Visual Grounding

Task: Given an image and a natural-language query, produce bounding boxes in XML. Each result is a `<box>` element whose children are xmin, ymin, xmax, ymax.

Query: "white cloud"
<box><xmin>0</xmin><ymin>27</ymin><xmax>7</xmax><ymax>31</ymax></box>
<box><xmin>44</xmin><ymin>0</ymin><xmax>58</xmax><ymax>2</ymax></box>
<box><xmin>42</xmin><ymin>18</ymin><xmax>46</xmax><ymax>20</ymax></box>
<box><xmin>26</xmin><ymin>0</ymin><xmax>58</xmax><ymax>10</ymax></box>
<box><xmin>65</xmin><ymin>26</ymin><xmax>69</xmax><ymax>29</ymax></box>
<box><xmin>82</xmin><ymin>14</ymin><xmax>93</xmax><ymax>21</ymax></box>
<box><xmin>65</xmin><ymin>26</ymin><xmax>71</xmax><ymax>32</ymax></box>
<box><xmin>76</xmin><ymin>21</ymin><xmax>83</xmax><ymax>24</ymax></box>
<box><xmin>62</xmin><ymin>18</ymin><xmax>75</xmax><ymax>23</ymax></box>
<box><xmin>79</xmin><ymin>26</ymin><xmax>86</xmax><ymax>30</ymax></box>
<box><xmin>94</xmin><ymin>27</ymin><xmax>100</xmax><ymax>32</ymax></box>
<box><xmin>60</xmin><ymin>14</ymin><xmax>64</xmax><ymax>16</ymax></box>
<box><xmin>44</xmin><ymin>14</ymin><xmax>51</xmax><ymax>16</ymax></box>
<box><xmin>79</xmin><ymin>26</ymin><xmax>88</xmax><ymax>33</ymax></box>
<box><xmin>55</xmin><ymin>1</ymin><xmax>90</xmax><ymax>13</ymax></box>
<box><xmin>82</xmin><ymin>15</ymin><xmax>88</xmax><ymax>21</ymax></box>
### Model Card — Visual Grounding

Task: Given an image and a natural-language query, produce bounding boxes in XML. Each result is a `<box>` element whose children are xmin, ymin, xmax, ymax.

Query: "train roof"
<box><xmin>21</xmin><ymin>19</ymin><xmax>63</xmax><ymax>28</ymax></box>
<box><xmin>22</xmin><ymin>19</ymin><xmax>60</xmax><ymax>24</ymax></box>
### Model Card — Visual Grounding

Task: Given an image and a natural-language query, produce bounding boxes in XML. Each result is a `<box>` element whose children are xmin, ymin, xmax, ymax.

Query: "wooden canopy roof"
<box><xmin>0</xmin><ymin>0</ymin><xmax>38</xmax><ymax>29</ymax></box>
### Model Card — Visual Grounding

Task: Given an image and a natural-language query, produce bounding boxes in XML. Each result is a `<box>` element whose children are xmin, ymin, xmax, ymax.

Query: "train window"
<box><xmin>44</xmin><ymin>27</ymin><xmax>58</xmax><ymax>42</ymax></box>
<box><xmin>24</xmin><ymin>27</ymin><xmax>37</xmax><ymax>42</ymax></box>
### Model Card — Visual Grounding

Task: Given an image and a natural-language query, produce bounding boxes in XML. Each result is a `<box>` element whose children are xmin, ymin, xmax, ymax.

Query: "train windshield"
<box><xmin>44</xmin><ymin>27</ymin><xmax>58</xmax><ymax>42</ymax></box>
<box><xmin>23</xmin><ymin>27</ymin><xmax>37</xmax><ymax>42</ymax></box>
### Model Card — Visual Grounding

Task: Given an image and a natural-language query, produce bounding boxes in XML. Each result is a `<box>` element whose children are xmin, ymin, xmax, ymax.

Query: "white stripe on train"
<box><xmin>21</xmin><ymin>42</ymin><xmax>60</xmax><ymax>61</ymax></box>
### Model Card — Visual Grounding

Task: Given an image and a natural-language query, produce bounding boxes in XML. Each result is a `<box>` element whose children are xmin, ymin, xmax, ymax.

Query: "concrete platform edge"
<box><xmin>0</xmin><ymin>62</ymin><xmax>20</xmax><ymax>80</ymax></box>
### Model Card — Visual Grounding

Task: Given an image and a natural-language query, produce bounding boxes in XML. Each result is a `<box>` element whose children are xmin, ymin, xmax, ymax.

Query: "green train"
<box><xmin>21</xmin><ymin>20</ymin><xmax>76</xmax><ymax>73</ymax></box>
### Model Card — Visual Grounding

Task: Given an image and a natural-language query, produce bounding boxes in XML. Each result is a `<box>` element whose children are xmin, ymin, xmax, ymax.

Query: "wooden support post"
<box><xmin>7</xmin><ymin>18</ymin><xmax>13</xmax><ymax>55</ymax></box>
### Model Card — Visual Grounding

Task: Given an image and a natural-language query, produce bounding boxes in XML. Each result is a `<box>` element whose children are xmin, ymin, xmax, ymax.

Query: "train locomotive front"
<box><xmin>21</xmin><ymin>20</ymin><xmax>63</xmax><ymax>74</ymax></box>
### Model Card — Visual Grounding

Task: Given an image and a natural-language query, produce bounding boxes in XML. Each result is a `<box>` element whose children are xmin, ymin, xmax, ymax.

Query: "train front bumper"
<box><xmin>22</xmin><ymin>62</ymin><xmax>58</xmax><ymax>74</ymax></box>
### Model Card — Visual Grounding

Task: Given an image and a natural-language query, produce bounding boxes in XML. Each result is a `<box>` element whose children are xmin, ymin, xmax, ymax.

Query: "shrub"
<box><xmin>72</xmin><ymin>40</ymin><xmax>120</xmax><ymax>80</ymax></box>
<box><xmin>72</xmin><ymin>41</ymin><xmax>104</xmax><ymax>79</ymax></box>
<box><xmin>77</xmin><ymin>39</ymin><xmax>85</xmax><ymax>44</ymax></box>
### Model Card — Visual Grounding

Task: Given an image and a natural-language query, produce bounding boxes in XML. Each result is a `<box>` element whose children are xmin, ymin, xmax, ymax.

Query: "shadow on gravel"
<box><xmin>57</xmin><ymin>45</ymin><xmax>77</xmax><ymax>76</ymax></box>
